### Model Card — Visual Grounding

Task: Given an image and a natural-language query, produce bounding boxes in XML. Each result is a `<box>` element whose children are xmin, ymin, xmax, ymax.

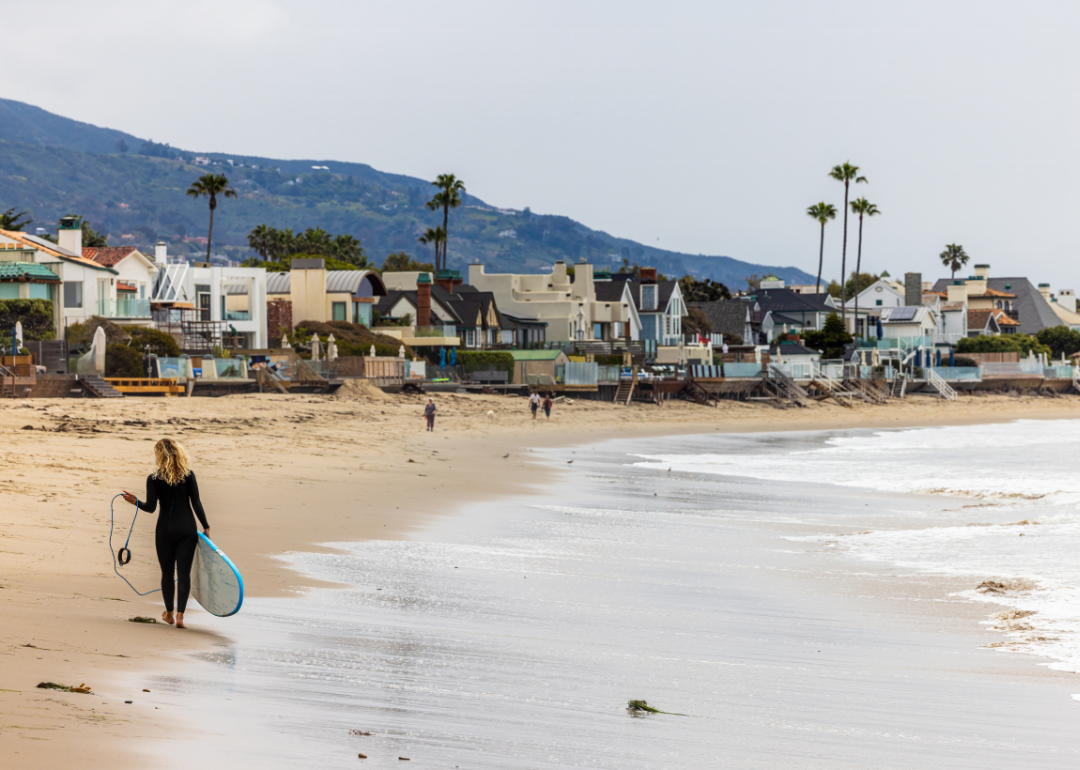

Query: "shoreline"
<box><xmin>4</xmin><ymin>391</ymin><xmax>1080</xmax><ymax>767</ymax></box>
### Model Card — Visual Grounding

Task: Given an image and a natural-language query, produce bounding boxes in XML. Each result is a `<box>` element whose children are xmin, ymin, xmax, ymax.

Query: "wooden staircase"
<box><xmin>614</xmin><ymin>378</ymin><xmax>635</xmax><ymax>405</ymax></box>
<box><xmin>768</xmin><ymin>365</ymin><xmax>811</xmax><ymax>407</ymax></box>
<box><xmin>78</xmin><ymin>375</ymin><xmax>124</xmax><ymax>398</ymax></box>
<box><xmin>684</xmin><ymin>379</ymin><xmax>716</xmax><ymax>407</ymax></box>
<box><xmin>845</xmin><ymin>378</ymin><xmax>889</xmax><ymax>405</ymax></box>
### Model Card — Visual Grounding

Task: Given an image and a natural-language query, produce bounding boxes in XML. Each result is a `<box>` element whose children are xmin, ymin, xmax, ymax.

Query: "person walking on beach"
<box><xmin>530</xmin><ymin>391</ymin><xmax>540</xmax><ymax>419</ymax></box>
<box><xmin>542</xmin><ymin>394</ymin><xmax>553</xmax><ymax>421</ymax></box>
<box><xmin>424</xmin><ymin>398</ymin><xmax>437</xmax><ymax>432</ymax></box>
<box><xmin>120</xmin><ymin>439</ymin><xmax>209</xmax><ymax>629</ymax></box>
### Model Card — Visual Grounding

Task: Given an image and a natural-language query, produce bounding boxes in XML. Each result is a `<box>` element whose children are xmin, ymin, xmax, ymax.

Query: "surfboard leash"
<box><xmin>109</xmin><ymin>492</ymin><xmax>172</xmax><ymax>596</ymax></box>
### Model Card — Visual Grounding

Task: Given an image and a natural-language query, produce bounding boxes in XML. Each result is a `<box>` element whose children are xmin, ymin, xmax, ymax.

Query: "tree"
<box><xmin>849</xmin><ymin>198</ymin><xmax>881</xmax><ymax>336</ymax></box>
<box><xmin>382</xmin><ymin>251</ymin><xmax>434</xmax><ymax>272</ymax></box>
<box><xmin>0</xmin><ymin>208</ymin><xmax>32</xmax><ymax>231</ymax></box>
<box><xmin>417</xmin><ymin>226</ymin><xmax>445</xmax><ymax>268</ymax></box>
<box><xmin>801</xmin><ymin>311</ymin><xmax>853</xmax><ymax>359</ymax></box>
<box><xmin>679</xmin><ymin>275</ymin><xmax>732</xmax><ymax>302</ymax></box>
<box><xmin>186</xmin><ymin>174</ymin><xmax>237</xmax><ymax>262</ymax></box>
<box><xmin>955</xmin><ymin>333</ymin><xmax>1049</xmax><ymax>357</ymax></box>
<box><xmin>298</xmin><ymin>227</ymin><xmax>333</xmax><ymax>255</ymax></box>
<box><xmin>1035</xmin><ymin>325</ymin><xmax>1080</xmax><ymax>359</ymax></box>
<box><xmin>805</xmin><ymin>202</ymin><xmax>837</xmax><ymax>295</ymax></box>
<box><xmin>828</xmin><ymin>162</ymin><xmax>867</xmax><ymax>328</ymax></box>
<box><xmin>426</xmin><ymin>174</ymin><xmax>465</xmax><ymax>272</ymax></box>
<box><xmin>682</xmin><ymin>307</ymin><xmax>713</xmax><ymax>337</ymax></box>
<box><xmin>745</xmin><ymin>273</ymin><xmax>764</xmax><ymax>291</ymax></box>
<box><xmin>81</xmin><ymin>221</ymin><xmax>108</xmax><ymax>248</ymax></box>
<box><xmin>940</xmin><ymin>243</ymin><xmax>969</xmax><ymax>279</ymax></box>
<box><xmin>331</xmin><ymin>234</ymin><xmax>367</xmax><ymax>266</ymax></box>
<box><xmin>116</xmin><ymin>138</ymin><xmax>129</xmax><ymax>154</ymax></box>
<box><xmin>247</xmin><ymin>223</ymin><xmax>273</xmax><ymax>259</ymax></box>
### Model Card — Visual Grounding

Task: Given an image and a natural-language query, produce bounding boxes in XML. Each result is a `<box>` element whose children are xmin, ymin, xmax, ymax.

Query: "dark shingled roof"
<box><xmin>931</xmin><ymin>277</ymin><xmax>1058</xmax><ymax>334</ymax></box>
<box><xmin>687</xmin><ymin>300</ymin><xmax>750</xmax><ymax>340</ymax></box>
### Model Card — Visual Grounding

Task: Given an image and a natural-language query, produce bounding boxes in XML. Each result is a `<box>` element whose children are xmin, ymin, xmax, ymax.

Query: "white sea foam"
<box><xmin>637</xmin><ymin>420</ymin><xmax>1080</xmax><ymax>681</ymax></box>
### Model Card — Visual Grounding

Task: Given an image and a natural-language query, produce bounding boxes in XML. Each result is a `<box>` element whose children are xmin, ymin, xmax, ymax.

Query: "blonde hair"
<box><xmin>153</xmin><ymin>438</ymin><xmax>191</xmax><ymax>486</ymax></box>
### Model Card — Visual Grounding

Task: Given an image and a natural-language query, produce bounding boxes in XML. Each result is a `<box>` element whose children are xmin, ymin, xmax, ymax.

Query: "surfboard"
<box><xmin>190</xmin><ymin>532</ymin><xmax>244</xmax><ymax>617</ymax></box>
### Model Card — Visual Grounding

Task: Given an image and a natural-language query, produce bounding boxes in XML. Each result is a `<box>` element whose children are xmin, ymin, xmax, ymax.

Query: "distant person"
<box><xmin>120</xmin><ymin>439</ymin><xmax>209</xmax><ymax>629</ymax></box>
<box><xmin>424</xmin><ymin>398</ymin><xmax>437</xmax><ymax>432</ymax></box>
<box><xmin>542</xmin><ymin>394</ymin><xmax>553</xmax><ymax>421</ymax></box>
<box><xmin>530</xmin><ymin>392</ymin><xmax>540</xmax><ymax>419</ymax></box>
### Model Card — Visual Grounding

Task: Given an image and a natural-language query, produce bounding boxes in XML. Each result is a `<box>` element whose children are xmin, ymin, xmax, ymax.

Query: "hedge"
<box><xmin>0</xmin><ymin>299</ymin><xmax>55</xmax><ymax>342</ymax></box>
<box><xmin>455</xmin><ymin>350</ymin><xmax>515</xmax><ymax>383</ymax></box>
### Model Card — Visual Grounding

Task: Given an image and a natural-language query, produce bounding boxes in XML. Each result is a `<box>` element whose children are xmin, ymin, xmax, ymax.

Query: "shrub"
<box><xmin>955</xmin><ymin>334</ymin><xmax>1050</xmax><ymax>356</ymax></box>
<box><xmin>595</xmin><ymin>354</ymin><xmax>623</xmax><ymax>366</ymax></box>
<box><xmin>801</xmin><ymin>312</ymin><xmax>852</xmax><ymax>359</ymax></box>
<box><xmin>67</xmin><ymin>316</ymin><xmax>130</xmax><ymax>349</ymax></box>
<box><xmin>125</xmin><ymin>327</ymin><xmax>181</xmax><ymax>357</ymax></box>
<box><xmin>456</xmin><ymin>350</ymin><xmax>515</xmax><ymax>382</ymax></box>
<box><xmin>953</xmin><ymin>356</ymin><xmax>978</xmax><ymax>368</ymax></box>
<box><xmin>105</xmin><ymin>343</ymin><xmax>144</xmax><ymax>377</ymax></box>
<box><xmin>0</xmin><ymin>299</ymin><xmax>55</xmax><ymax>341</ymax></box>
<box><xmin>1035</xmin><ymin>325</ymin><xmax>1080</xmax><ymax>358</ymax></box>
<box><xmin>290</xmin><ymin>320</ymin><xmax>414</xmax><ymax>359</ymax></box>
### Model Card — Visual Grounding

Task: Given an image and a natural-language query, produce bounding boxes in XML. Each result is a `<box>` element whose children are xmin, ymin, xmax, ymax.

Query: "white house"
<box><xmin>844</xmin><ymin>280</ymin><xmax>906</xmax><ymax>312</ymax></box>
<box><xmin>880</xmin><ymin>305</ymin><xmax>937</xmax><ymax>339</ymax></box>
<box><xmin>153</xmin><ymin>244</ymin><xmax>269</xmax><ymax>349</ymax></box>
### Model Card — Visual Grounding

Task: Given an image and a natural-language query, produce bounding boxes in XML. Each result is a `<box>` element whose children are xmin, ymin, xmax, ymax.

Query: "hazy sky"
<box><xmin>11</xmin><ymin>1</ymin><xmax>1080</xmax><ymax>287</ymax></box>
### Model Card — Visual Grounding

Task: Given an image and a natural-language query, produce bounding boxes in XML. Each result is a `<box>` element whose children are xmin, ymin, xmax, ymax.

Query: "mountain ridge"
<box><xmin>0</xmin><ymin>97</ymin><xmax>815</xmax><ymax>288</ymax></box>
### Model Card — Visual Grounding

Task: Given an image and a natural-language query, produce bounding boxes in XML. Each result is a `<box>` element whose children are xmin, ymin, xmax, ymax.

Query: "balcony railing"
<box><xmin>413</xmin><ymin>325</ymin><xmax>458</xmax><ymax>338</ymax></box>
<box><xmin>224</xmin><ymin>310</ymin><xmax>251</xmax><ymax>321</ymax></box>
<box><xmin>98</xmin><ymin>297</ymin><xmax>151</xmax><ymax>318</ymax></box>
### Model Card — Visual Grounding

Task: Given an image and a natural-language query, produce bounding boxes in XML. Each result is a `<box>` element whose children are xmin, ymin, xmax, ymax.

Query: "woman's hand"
<box><xmin>203</xmin><ymin>528</ymin><xmax>210</xmax><ymax>538</ymax></box>
<box><xmin>121</xmin><ymin>491</ymin><xmax>138</xmax><ymax>507</ymax></box>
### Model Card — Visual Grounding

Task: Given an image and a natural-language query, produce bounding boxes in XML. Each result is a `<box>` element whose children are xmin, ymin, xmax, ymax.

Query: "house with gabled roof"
<box><xmin>931</xmin><ymin>265</ymin><xmax>1058</xmax><ymax>334</ymax></box>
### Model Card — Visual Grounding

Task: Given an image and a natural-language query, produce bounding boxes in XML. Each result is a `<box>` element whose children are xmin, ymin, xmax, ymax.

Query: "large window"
<box><xmin>641</xmin><ymin>284</ymin><xmax>657</xmax><ymax>311</ymax></box>
<box><xmin>332</xmin><ymin>302</ymin><xmax>347</xmax><ymax>321</ymax></box>
<box><xmin>64</xmin><ymin>281</ymin><xmax>83</xmax><ymax>309</ymax></box>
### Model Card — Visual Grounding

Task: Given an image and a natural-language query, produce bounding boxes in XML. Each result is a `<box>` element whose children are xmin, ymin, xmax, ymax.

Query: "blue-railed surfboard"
<box><xmin>190</xmin><ymin>533</ymin><xmax>244</xmax><ymax>617</ymax></box>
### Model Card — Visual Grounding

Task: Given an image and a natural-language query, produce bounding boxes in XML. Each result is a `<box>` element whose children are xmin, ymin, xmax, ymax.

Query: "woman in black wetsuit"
<box><xmin>121</xmin><ymin>438</ymin><xmax>209</xmax><ymax>628</ymax></box>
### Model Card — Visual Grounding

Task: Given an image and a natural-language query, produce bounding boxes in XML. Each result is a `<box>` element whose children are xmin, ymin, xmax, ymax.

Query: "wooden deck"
<box><xmin>104</xmin><ymin>377</ymin><xmax>187</xmax><ymax>396</ymax></box>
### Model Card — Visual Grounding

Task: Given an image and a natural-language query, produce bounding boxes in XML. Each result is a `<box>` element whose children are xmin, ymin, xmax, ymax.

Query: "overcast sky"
<box><xmin>11</xmin><ymin>1</ymin><xmax>1080</xmax><ymax>287</ymax></box>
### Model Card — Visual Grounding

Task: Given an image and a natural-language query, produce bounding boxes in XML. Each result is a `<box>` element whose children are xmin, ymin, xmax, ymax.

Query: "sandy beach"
<box><xmin>4</xmin><ymin>389</ymin><xmax>1080</xmax><ymax>768</ymax></box>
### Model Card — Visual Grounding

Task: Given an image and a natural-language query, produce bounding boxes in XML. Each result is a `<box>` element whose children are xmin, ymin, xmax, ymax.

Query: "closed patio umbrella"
<box><xmin>450</xmin><ymin>347</ymin><xmax>457</xmax><ymax>366</ymax></box>
<box><xmin>310</xmin><ymin>335</ymin><xmax>321</xmax><ymax>361</ymax></box>
<box><xmin>936</xmin><ymin>349</ymin><xmax>942</xmax><ymax>367</ymax></box>
<box><xmin>949</xmin><ymin>349</ymin><xmax>955</xmax><ymax>367</ymax></box>
<box><xmin>439</xmin><ymin>347</ymin><xmax>446</xmax><ymax>369</ymax></box>
<box><xmin>876</xmin><ymin>317</ymin><xmax>883</xmax><ymax>340</ymax></box>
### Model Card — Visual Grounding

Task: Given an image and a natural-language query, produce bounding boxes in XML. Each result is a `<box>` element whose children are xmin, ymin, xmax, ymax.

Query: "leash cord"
<box><xmin>109</xmin><ymin>493</ymin><xmax>174</xmax><ymax>596</ymax></box>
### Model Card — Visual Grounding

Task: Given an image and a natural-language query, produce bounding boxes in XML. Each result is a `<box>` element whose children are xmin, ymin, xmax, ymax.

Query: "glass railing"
<box><xmin>413</xmin><ymin>325</ymin><xmax>458</xmax><ymax>338</ymax></box>
<box><xmin>725</xmin><ymin>362</ymin><xmax>764</xmax><ymax>378</ymax></box>
<box><xmin>224</xmin><ymin>310</ymin><xmax>251</xmax><ymax>321</ymax></box>
<box><xmin>98</xmin><ymin>297</ymin><xmax>151</xmax><ymax>318</ymax></box>
<box><xmin>928</xmin><ymin>366</ymin><xmax>982</xmax><ymax>381</ymax></box>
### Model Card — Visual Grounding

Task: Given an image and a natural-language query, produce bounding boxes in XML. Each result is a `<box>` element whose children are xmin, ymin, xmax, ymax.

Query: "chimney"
<box><xmin>58</xmin><ymin>215</ymin><xmax>83</xmax><ymax>258</ymax></box>
<box><xmin>640</xmin><ymin>267</ymin><xmax>657</xmax><ymax>283</ymax></box>
<box><xmin>974</xmin><ymin>263</ymin><xmax>990</xmax><ymax>279</ymax></box>
<box><xmin>946</xmin><ymin>281</ymin><xmax>969</xmax><ymax>305</ymax></box>
<box><xmin>1059</xmin><ymin>289</ymin><xmax>1076</xmax><ymax>313</ymax></box>
<box><xmin>416</xmin><ymin>272</ymin><xmax>432</xmax><ymax>327</ymax></box>
<box><xmin>1039</xmin><ymin>283</ymin><xmax>1052</xmax><ymax>302</ymax></box>
<box><xmin>434</xmin><ymin>269</ymin><xmax>461</xmax><ymax>294</ymax></box>
<box><xmin>904</xmin><ymin>272</ymin><xmax>921</xmax><ymax>306</ymax></box>
<box><xmin>154</xmin><ymin>241</ymin><xmax>167</xmax><ymax>267</ymax></box>
<box><xmin>964</xmin><ymin>275</ymin><xmax>987</xmax><ymax>296</ymax></box>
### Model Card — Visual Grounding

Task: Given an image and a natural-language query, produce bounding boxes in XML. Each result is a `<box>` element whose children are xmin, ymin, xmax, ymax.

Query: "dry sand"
<box><xmin>3</xmin><ymin>388</ymin><xmax>1080</xmax><ymax>767</ymax></box>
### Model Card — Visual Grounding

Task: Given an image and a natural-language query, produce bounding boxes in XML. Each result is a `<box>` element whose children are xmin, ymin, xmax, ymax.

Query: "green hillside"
<box><xmin>0</xmin><ymin>97</ymin><xmax>815</xmax><ymax>287</ymax></box>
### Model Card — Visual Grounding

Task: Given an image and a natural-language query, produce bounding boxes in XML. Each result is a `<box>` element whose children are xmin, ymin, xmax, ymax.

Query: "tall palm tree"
<box><xmin>426</xmin><ymin>174</ymin><xmax>465</xmax><ymax>272</ymax></box>
<box><xmin>418</xmin><ymin>226</ymin><xmax>446</xmax><ymax>268</ymax></box>
<box><xmin>828</xmin><ymin>162</ymin><xmax>867</xmax><ymax>329</ymax></box>
<box><xmin>332</xmin><ymin>234</ymin><xmax>366</xmax><ymax>266</ymax></box>
<box><xmin>849</xmin><ymin>198</ymin><xmax>881</xmax><ymax>337</ymax></box>
<box><xmin>185</xmin><ymin>174</ymin><xmax>237</xmax><ymax>262</ymax></box>
<box><xmin>806</xmin><ymin>202</ymin><xmax>837</xmax><ymax>295</ymax></box>
<box><xmin>299</xmin><ymin>227</ymin><xmax>334</xmax><ymax>255</ymax></box>
<box><xmin>940</xmin><ymin>243</ymin><xmax>969</xmax><ymax>279</ymax></box>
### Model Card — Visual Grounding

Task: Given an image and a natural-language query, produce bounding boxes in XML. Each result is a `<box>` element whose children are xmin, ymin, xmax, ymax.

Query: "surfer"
<box><xmin>120</xmin><ymin>438</ymin><xmax>209</xmax><ymax>629</ymax></box>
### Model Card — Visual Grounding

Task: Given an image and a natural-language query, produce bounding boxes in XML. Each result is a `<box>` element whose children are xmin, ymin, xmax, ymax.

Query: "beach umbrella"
<box><xmin>439</xmin><ymin>347</ymin><xmax>446</xmax><ymax>369</ymax></box>
<box><xmin>369</xmin><ymin>344</ymin><xmax>376</xmax><ymax>357</ymax></box>
<box><xmin>936</xmin><ymin>349</ymin><xmax>942</xmax><ymax>367</ymax></box>
<box><xmin>450</xmin><ymin>347</ymin><xmax>457</xmax><ymax>366</ymax></box>
<box><xmin>14</xmin><ymin>320</ymin><xmax>23</xmax><ymax>350</ymax></box>
<box><xmin>327</xmin><ymin>334</ymin><xmax>338</xmax><ymax>362</ymax></box>
<box><xmin>949</xmin><ymin>348</ymin><xmax>955</xmax><ymax>367</ymax></box>
<box><xmin>310</xmin><ymin>335</ymin><xmax>321</xmax><ymax>361</ymax></box>
<box><xmin>398</xmin><ymin>345</ymin><xmax>406</xmax><ymax>358</ymax></box>
<box><xmin>876</xmin><ymin>316</ymin><xmax>883</xmax><ymax>340</ymax></box>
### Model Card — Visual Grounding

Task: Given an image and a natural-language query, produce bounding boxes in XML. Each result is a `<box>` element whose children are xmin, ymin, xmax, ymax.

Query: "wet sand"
<box><xmin>3</xmin><ymin>390</ymin><xmax>1080</xmax><ymax>768</ymax></box>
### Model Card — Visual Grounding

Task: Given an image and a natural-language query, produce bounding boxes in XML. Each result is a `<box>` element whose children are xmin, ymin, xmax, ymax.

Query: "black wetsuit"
<box><xmin>138</xmin><ymin>472</ymin><xmax>209</xmax><ymax>614</ymax></box>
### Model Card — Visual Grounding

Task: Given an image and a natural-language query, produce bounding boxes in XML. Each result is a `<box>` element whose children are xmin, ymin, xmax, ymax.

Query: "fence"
<box><xmin>981</xmin><ymin>361</ymin><xmax>1045</xmax><ymax>376</ymax></box>
<box><xmin>769</xmin><ymin>362</ymin><xmax>813</xmax><ymax>380</ymax></box>
<box><xmin>928</xmin><ymin>366</ymin><xmax>982</xmax><ymax>381</ymax></box>
<box><xmin>97</xmin><ymin>296</ymin><xmax>151</xmax><ymax>318</ymax></box>
<box><xmin>1044</xmin><ymin>365</ymin><xmax>1076</xmax><ymax>379</ymax></box>
<box><xmin>561</xmin><ymin>361</ymin><xmax>598</xmax><ymax>386</ymax></box>
<box><xmin>200</xmin><ymin>357</ymin><xmax>249</xmax><ymax>380</ymax></box>
<box><xmin>597</xmin><ymin>365</ymin><xmax>623</xmax><ymax>382</ymax></box>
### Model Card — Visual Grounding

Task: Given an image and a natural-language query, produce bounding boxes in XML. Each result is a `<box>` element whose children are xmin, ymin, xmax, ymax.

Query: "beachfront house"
<box><xmin>0</xmin><ymin>243</ymin><xmax>63</xmax><ymax>331</ymax></box>
<box><xmin>376</xmin><ymin>272</ymin><xmax>505</xmax><ymax>349</ymax></box>
<box><xmin>769</xmin><ymin>340</ymin><xmax>821</xmax><ymax>366</ymax></box>
<box><xmin>614</xmin><ymin>269</ymin><xmax>685</xmax><ymax>346</ymax></box>
<box><xmin>930</xmin><ymin>265</ymin><xmax>1059</xmax><ymax>335</ymax></box>
<box><xmin>843</xmin><ymin>280</ymin><xmax>906</xmax><ymax>312</ymax></box>
<box><xmin>967</xmin><ymin>309</ymin><xmax>1003</xmax><ymax>337</ymax></box>
<box><xmin>265</xmin><ymin>258</ymin><xmax>387</xmax><ymax>329</ymax></box>
<box><xmin>744</xmin><ymin>286</ymin><xmax>839</xmax><ymax>343</ymax></box>
<box><xmin>467</xmin><ymin>261</ymin><xmax>637</xmax><ymax>343</ymax></box>
<box><xmin>880</xmin><ymin>305</ymin><xmax>937</xmax><ymax>339</ymax></box>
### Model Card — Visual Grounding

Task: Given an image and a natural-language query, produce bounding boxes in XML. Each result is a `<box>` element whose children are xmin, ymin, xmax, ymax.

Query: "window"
<box><xmin>875</xmin><ymin>299</ymin><xmax>882</xmax><ymax>306</ymax></box>
<box><xmin>593</xmin><ymin>323</ymin><xmax>603</xmax><ymax>340</ymax></box>
<box><xmin>332</xmin><ymin>302</ymin><xmax>347</xmax><ymax>321</ymax></box>
<box><xmin>64</xmin><ymin>281</ymin><xmax>83</xmax><ymax>309</ymax></box>
<box><xmin>641</xmin><ymin>284</ymin><xmax>657</xmax><ymax>311</ymax></box>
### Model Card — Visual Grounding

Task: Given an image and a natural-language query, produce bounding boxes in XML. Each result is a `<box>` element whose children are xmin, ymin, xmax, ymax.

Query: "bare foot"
<box><xmin>162</xmin><ymin>611</ymin><xmax>175</xmax><ymax>625</ymax></box>
<box><xmin>175</xmin><ymin>612</ymin><xmax>186</xmax><ymax>629</ymax></box>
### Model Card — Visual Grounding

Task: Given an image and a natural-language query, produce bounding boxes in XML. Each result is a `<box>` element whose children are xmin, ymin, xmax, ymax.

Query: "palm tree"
<box><xmin>417</xmin><ymin>226</ymin><xmax>445</xmax><ymax>268</ymax></box>
<box><xmin>426</xmin><ymin>174</ymin><xmax>465</xmax><ymax>272</ymax></box>
<box><xmin>849</xmin><ymin>198</ymin><xmax>881</xmax><ymax>337</ymax></box>
<box><xmin>185</xmin><ymin>174</ymin><xmax>237</xmax><ymax>262</ymax></box>
<box><xmin>299</xmin><ymin>227</ymin><xmax>334</xmax><ymax>255</ymax></box>
<box><xmin>247</xmin><ymin>224</ymin><xmax>273</xmax><ymax>259</ymax></box>
<box><xmin>332</xmin><ymin>234</ymin><xmax>366</xmax><ymax>266</ymax></box>
<box><xmin>828</xmin><ymin>162</ymin><xmax>867</xmax><ymax>329</ymax></box>
<box><xmin>940</xmin><ymin>244</ymin><xmax>969</xmax><ymax>279</ymax></box>
<box><xmin>806</xmin><ymin>202</ymin><xmax>837</xmax><ymax>295</ymax></box>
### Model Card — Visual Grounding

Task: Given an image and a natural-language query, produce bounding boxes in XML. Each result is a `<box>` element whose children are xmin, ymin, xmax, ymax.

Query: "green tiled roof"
<box><xmin>0</xmin><ymin>262</ymin><xmax>61</xmax><ymax>282</ymax></box>
<box><xmin>509</xmin><ymin>349</ymin><xmax>566</xmax><ymax>361</ymax></box>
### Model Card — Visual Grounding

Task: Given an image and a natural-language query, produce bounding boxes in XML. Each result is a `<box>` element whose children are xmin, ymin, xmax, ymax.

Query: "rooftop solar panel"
<box><xmin>889</xmin><ymin>307</ymin><xmax>917</xmax><ymax>322</ymax></box>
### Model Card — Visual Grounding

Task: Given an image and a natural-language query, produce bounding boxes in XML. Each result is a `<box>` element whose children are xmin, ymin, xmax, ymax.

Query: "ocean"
<box><xmin>153</xmin><ymin>423</ymin><xmax>1080</xmax><ymax>769</ymax></box>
